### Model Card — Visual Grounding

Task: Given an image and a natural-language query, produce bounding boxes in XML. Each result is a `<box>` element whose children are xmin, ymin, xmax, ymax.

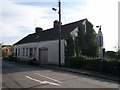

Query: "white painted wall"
<box><xmin>70</xmin><ymin>27</ymin><xmax>78</xmax><ymax>37</ymax></box>
<box><xmin>13</xmin><ymin>39</ymin><xmax>65</xmax><ymax>64</ymax></box>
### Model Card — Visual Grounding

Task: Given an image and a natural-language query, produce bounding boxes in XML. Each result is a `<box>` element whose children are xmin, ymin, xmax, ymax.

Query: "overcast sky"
<box><xmin>0</xmin><ymin>0</ymin><xmax>119</xmax><ymax>51</ymax></box>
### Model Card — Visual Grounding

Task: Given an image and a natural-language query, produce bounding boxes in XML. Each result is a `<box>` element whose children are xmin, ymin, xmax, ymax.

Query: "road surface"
<box><xmin>2</xmin><ymin>60</ymin><xmax>119</xmax><ymax>89</ymax></box>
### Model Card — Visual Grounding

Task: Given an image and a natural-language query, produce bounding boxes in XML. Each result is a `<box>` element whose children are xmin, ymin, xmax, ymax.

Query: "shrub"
<box><xmin>65</xmin><ymin>56</ymin><xmax>86</xmax><ymax>67</ymax></box>
<box><xmin>102</xmin><ymin>60</ymin><xmax>119</xmax><ymax>75</ymax></box>
<box><xmin>65</xmin><ymin>56</ymin><xmax>120</xmax><ymax>76</ymax></box>
<box><xmin>28</xmin><ymin>58</ymin><xmax>39</xmax><ymax>66</ymax></box>
<box><xmin>2</xmin><ymin>54</ymin><xmax>17</xmax><ymax>61</ymax></box>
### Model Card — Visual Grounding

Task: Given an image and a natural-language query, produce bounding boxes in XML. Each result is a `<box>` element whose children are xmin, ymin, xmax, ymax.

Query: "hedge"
<box><xmin>2</xmin><ymin>55</ymin><xmax>17</xmax><ymax>61</ymax></box>
<box><xmin>65</xmin><ymin>56</ymin><xmax>120</xmax><ymax>76</ymax></box>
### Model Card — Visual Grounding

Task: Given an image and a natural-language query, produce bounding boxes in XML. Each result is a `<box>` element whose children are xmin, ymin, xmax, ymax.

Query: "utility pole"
<box><xmin>58</xmin><ymin>0</ymin><xmax>61</xmax><ymax>67</ymax></box>
<box><xmin>52</xmin><ymin>0</ymin><xmax>61</xmax><ymax>66</ymax></box>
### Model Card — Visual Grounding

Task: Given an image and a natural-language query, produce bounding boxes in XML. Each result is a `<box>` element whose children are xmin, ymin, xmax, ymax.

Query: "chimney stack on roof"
<box><xmin>35</xmin><ymin>27</ymin><xmax>43</xmax><ymax>33</ymax></box>
<box><xmin>53</xmin><ymin>20</ymin><xmax>62</xmax><ymax>28</ymax></box>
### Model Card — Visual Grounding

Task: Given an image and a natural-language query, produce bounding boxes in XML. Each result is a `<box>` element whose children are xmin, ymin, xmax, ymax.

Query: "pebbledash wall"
<box><xmin>13</xmin><ymin>39</ymin><xmax>65</xmax><ymax>64</ymax></box>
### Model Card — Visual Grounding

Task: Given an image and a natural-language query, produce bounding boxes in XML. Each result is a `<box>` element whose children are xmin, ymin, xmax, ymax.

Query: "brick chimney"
<box><xmin>53</xmin><ymin>20</ymin><xmax>62</xmax><ymax>28</ymax></box>
<box><xmin>35</xmin><ymin>27</ymin><xmax>43</xmax><ymax>33</ymax></box>
<box><xmin>53</xmin><ymin>20</ymin><xmax>60</xmax><ymax>28</ymax></box>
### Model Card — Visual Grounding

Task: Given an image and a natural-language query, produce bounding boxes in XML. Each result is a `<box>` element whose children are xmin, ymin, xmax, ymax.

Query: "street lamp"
<box><xmin>52</xmin><ymin>0</ymin><xmax>61</xmax><ymax>67</ymax></box>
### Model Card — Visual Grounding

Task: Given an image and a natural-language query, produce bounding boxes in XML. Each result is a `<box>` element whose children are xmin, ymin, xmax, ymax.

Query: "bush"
<box><xmin>28</xmin><ymin>58</ymin><xmax>39</xmax><ymax>66</ymax></box>
<box><xmin>102</xmin><ymin>60</ymin><xmax>120</xmax><ymax>75</ymax></box>
<box><xmin>65</xmin><ymin>56</ymin><xmax>86</xmax><ymax>67</ymax></box>
<box><xmin>2</xmin><ymin>55</ymin><xmax>17</xmax><ymax>61</ymax></box>
<box><xmin>65</xmin><ymin>56</ymin><xmax>120</xmax><ymax>76</ymax></box>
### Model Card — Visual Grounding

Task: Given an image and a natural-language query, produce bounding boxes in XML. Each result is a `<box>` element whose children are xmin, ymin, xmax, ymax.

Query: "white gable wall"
<box><xmin>70</xmin><ymin>27</ymin><xmax>78</xmax><ymax>37</ymax></box>
<box><xmin>13</xmin><ymin>39</ymin><xmax>65</xmax><ymax>64</ymax></box>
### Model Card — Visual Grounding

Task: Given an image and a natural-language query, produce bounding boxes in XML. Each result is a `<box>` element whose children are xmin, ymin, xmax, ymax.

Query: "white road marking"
<box><xmin>34</xmin><ymin>73</ymin><xmax>62</xmax><ymax>84</ymax></box>
<box><xmin>26</xmin><ymin>76</ymin><xmax>61</xmax><ymax>86</ymax></box>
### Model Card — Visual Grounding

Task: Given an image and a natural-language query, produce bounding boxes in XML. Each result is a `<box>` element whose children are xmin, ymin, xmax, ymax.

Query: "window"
<box><xmin>6</xmin><ymin>49</ymin><xmax>8</xmax><ymax>52</ymax></box>
<box><xmin>26</xmin><ymin>48</ymin><xmax>28</xmax><ymax>56</ymax></box>
<box><xmin>18</xmin><ymin>49</ymin><xmax>20</xmax><ymax>56</ymax></box>
<box><xmin>15</xmin><ymin>49</ymin><xmax>17</xmax><ymax>57</ymax></box>
<box><xmin>34</xmin><ymin>47</ymin><xmax>36</xmax><ymax>58</ymax></box>
<box><xmin>29</xmin><ymin>48</ymin><xmax>33</xmax><ymax>58</ymax></box>
<box><xmin>23</xmin><ymin>48</ymin><xmax>25</xmax><ymax>56</ymax></box>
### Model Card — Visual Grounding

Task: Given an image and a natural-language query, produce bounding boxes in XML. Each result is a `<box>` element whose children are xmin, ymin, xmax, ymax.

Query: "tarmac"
<box><xmin>40</xmin><ymin>65</ymin><xmax>120</xmax><ymax>83</ymax></box>
<box><xmin>3</xmin><ymin>60</ymin><xmax>120</xmax><ymax>83</ymax></box>
<box><xmin>17</xmin><ymin>58</ymin><xmax>119</xmax><ymax>83</ymax></box>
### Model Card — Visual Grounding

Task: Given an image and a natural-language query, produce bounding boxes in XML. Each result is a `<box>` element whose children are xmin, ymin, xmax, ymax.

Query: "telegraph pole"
<box><xmin>58</xmin><ymin>0</ymin><xmax>61</xmax><ymax>67</ymax></box>
<box><xmin>52</xmin><ymin>0</ymin><xmax>61</xmax><ymax>66</ymax></box>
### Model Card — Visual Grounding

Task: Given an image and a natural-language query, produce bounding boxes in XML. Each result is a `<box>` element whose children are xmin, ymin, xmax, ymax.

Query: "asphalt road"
<box><xmin>2</xmin><ymin>60</ymin><xmax>119</xmax><ymax>89</ymax></box>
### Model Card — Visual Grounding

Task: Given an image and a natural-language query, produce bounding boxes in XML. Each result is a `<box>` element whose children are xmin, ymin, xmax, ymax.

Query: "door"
<box><xmin>15</xmin><ymin>49</ymin><xmax>17</xmax><ymax>57</ymax></box>
<box><xmin>38</xmin><ymin>48</ymin><xmax>48</xmax><ymax>65</ymax></box>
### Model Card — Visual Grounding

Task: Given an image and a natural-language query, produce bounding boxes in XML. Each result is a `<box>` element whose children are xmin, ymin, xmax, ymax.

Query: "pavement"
<box><xmin>4</xmin><ymin>60</ymin><xmax>120</xmax><ymax>83</ymax></box>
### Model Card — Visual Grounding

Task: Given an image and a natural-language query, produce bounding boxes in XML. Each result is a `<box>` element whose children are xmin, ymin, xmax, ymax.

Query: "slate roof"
<box><xmin>14</xmin><ymin>19</ymin><xmax>87</xmax><ymax>45</ymax></box>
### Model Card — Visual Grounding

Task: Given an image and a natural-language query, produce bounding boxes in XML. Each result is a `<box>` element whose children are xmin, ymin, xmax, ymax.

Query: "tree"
<box><xmin>65</xmin><ymin>34</ymin><xmax>74</xmax><ymax>59</ymax></box>
<box><xmin>117</xmin><ymin>49</ymin><xmax>120</xmax><ymax>59</ymax></box>
<box><xmin>77</xmin><ymin>20</ymin><xmax>99</xmax><ymax>57</ymax></box>
<box><xmin>65</xmin><ymin>19</ymin><xmax>99</xmax><ymax>58</ymax></box>
<box><xmin>77</xmin><ymin>22</ymin><xmax>86</xmax><ymax>56</ymax></box>
<box><xmin>105</xmin><ymin>51</ymin><xmax>116</xmax><ymax>59</ymax></box>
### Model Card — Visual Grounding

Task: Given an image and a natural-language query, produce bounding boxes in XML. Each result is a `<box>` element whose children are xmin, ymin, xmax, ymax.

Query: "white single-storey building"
<box><xmin>13</xmin><ymin>18</ymin><xmax>91</xmax><ymax>65</ymax></box>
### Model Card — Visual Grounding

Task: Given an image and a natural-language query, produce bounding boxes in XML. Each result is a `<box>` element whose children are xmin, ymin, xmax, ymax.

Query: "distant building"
<box><xmin>97</xmin><ymin>26</ymin><xmax>103</xmax><ymax>47</ymax></box>
<box><xmin>2</xmin><ymin>45</ymin><xmax>12</xmax><ymax>58</ymax></box>
<box><xmin>96</xmin><ymin>26</ymin><xmax>104</xmax><ymax>58</ymax></box>
<box><xmin>105</xmin><ymin>51</ymin><xmax>116</xmax><ymax>59</ymax></box>
<box><xmin>13</xmin><ymin>18</ymin><xmax>94</xmax><ymax>65</ymax></box>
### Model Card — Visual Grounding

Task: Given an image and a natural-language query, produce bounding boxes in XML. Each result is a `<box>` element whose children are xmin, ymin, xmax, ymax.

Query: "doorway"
<box><xmin>38</xmin><ymin>48</ymin><xmax>48</xmax><ymax>65</ymax></box>
<box><xmin>15</xmin><ymin>49</ymin><xmax>17</xmax><ymax>57</ymax></box>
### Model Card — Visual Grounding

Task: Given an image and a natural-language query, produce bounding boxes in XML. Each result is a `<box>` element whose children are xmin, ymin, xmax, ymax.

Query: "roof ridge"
<box><xmin>14</xmin><ymin>18</ymin><xmax>88</xmax><ymax>45</ymax></box>
<box><xmin>40</xmin><ymin>18</ymin><xmax>87</xmax><ymax>32</ymax></box>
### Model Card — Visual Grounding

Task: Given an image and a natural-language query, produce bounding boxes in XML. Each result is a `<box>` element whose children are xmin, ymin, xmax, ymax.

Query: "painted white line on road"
<box><xmin>34</xmin><ymin>73</ymin><xmax>62</xmax><ymax>84</ymax></box>
<box><xmin>25</xmin><ymin>76</ymin><xmax>61</xmax><ymax>86</ymax></box>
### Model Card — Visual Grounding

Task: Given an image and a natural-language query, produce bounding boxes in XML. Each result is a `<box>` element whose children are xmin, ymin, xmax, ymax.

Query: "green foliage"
<box><xmin>104</xmin><ymin>51</ymin><xmax>120</xmax><ymax>60</ymax></box>
<box><xmin>105</xmin><ymin>51</ymin><xmax>116</xmax><ymax>59</ymax></box>
<box><xmin>116</xmin><ymin>50</ymin><xmax>120</xmax><ymax>59</ymax></box>
<box><xmin>65</xmin><ymin>34</ymin><xmax>74</xmax><ymax>59</ymax></box>
<box><xmin>77</xmin><ymin>20</ymin><xmax>99</xmax><ymax>57</ymax></box>
<box><xmin>65</xmin><ymin>56</ymin><xmax>120</xmax><ymax>76</ymax></box>
<box><xmin>2</xmin><ymin>51</ymin><xmax>7</xmax><ymax>58</ymax></box>
<box><xmin>28</xmin><ymin>58</ymin><xmax>39</xmax><ymax>66</ymax></box>
<box><xmin>66</xmin><ymin>56</ymin><xmax>100</xmax><ymax>70</ymax></box>
<box><xmin>65</xmin><ymin>19</ymin><xmax>99</xmax><ymax>59</ymax></box>
<box><xmin>2</xmin><ymin>54</ymin><xmax>17</xmax><ymax>61</ymax></box>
